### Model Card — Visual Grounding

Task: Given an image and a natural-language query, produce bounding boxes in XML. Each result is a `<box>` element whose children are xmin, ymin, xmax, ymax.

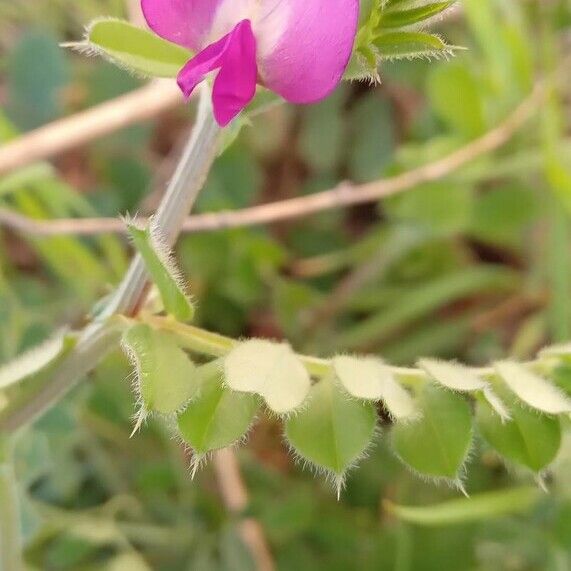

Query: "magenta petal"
<box><xmin>141</xmin><ymin>0</ymin><xmax>223</xmax><ymax>51</ymax></box>
<box><xmin>259</xmin><ymin>0</ymin><xmax>359</xmax><ymax>103</ymax></box>
<box><xmin>177</xmin><ymin>20</ymin><xmax>257</xmax><ymax>127</ymax></box>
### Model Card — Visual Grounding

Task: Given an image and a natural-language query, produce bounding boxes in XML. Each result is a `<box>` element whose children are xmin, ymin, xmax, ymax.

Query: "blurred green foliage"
<box><xmin>1</xmin><ymin>0</ymin><xmax>571</xmax><ymax>569</ymax></box>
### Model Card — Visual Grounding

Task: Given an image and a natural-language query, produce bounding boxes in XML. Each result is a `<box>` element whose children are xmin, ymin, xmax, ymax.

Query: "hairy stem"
<box><xmin>0</xmin><ymin>87</ymin><xmax>221</xmax><ymax>433</ymax></box>
<box><xmin>142</xmin><ymin>315</ymin><xmax>556</xmax><ymax>388</ymax></box>
<box><xmin>142</xmin><ymin>315</ymin><xmax>427</xmax><ymax>383</ymax></box>
<box><xmin>0</xmin><ymin>324</ymin><xmax>122</xmax><ymax>432</ymax></box>
<box><xmin>102</xmin><ymin>86</ymin><xmax>221</xmax><ymax>318</ymax></box>
<box><xmin>0</xmin><ymin>435</ymin><xmax>22</xmax><ymax>571</ymax></box>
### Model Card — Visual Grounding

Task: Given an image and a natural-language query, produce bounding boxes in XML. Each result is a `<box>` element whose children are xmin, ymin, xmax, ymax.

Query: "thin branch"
<box><xmin>0</xmin><ymin>83</ymin><xmax>543</xmax><ymax>238</ymax></box>
<box><xmin>99</xmin><ymin>86</ymin><xmax>221</xmax><ymax>318</ymax></box>
<box><xmin>213</xmin><ymin>449</ymin><xmax>276</xmax><ymax>571</ymax></box>
<box><xmin>0</xmin><ymin>81</ymin><xmax>182</xmax><ymax>176</ymax></box>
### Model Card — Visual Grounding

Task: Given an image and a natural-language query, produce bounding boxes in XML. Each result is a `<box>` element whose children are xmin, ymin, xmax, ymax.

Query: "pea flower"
<box><xmin>141</xmin><ymin>0</ymin><xmax>359</xmax><ymax>126</ymax></box>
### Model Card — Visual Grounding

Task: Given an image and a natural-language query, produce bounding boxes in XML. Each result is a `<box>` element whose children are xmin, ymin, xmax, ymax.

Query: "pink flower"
<box><xmin>141</xmin><ymin>0</ymin><xmax>359</xmax><ymax>126</ymax></box>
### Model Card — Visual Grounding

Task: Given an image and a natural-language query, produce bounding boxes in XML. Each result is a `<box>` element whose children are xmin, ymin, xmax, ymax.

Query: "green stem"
<box><xmin>143</xmin><ymin>315</ymin><xmax>427</xmax><ymax>384</ymax></box>
<box><xmin>101</xmin><ymin>86</ymin><xmax>221</xmax><ymax>319</ymax></box>
<box><xmin>143</xmin><ymin>316</ymin><xmax>558</xmax><ymax>390</ymax></box>
<box><xmin>0</xmin><ymin>87</ymin><xmax>221</xmax><ymax>433</ymax></box>
<box><xmin>0</xmin><ymin>435</ymin><xmax>23</xmax><ymax>571</ymax></box>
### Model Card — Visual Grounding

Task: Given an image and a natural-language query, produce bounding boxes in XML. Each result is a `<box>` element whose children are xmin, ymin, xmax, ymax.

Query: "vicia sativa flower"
<box><xmin>141</xmin><ymin>0</ymin><xmax>359</xmax><ymax>125</ymax></box>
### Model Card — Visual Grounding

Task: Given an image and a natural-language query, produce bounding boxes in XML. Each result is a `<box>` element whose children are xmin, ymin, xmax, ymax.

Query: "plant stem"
<box><xmin>0</xmin><ymin>435</ymin><xmax>22</xmax><ymax>571</ymax></box>
<box><xmin>143</xmin><ymin>315</ymin><xmax>427</xmax><ymax>384</ymax></box>
<box><xmin>143</xmin><ymin>315</ymin><xmax>558</xmax><ymax>389</ymax></box>
<box><xmin>102</xmin><ymin>86</ymin><xmax>221</xmax><ymax>318</ymax></box>
<box><xmin>0</xmin><ymin>87</ymin><xmax>221</xmax><ymax>433</ymax></box>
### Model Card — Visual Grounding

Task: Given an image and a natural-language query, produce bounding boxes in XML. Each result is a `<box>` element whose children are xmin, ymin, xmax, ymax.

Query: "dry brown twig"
<box><xmin>212</xmin><ymin>449</ymin><xmax>276</xmax><ymax>571</ymax></box>
<box><xmin>0</xmin><ymin>81</ymin><xmax>182</xmax><ymax>176</ymax></box>
<box><xmin>0</xmin><ymin>82</ymin><xmax>543</xmax><ymax>238</ymax></box>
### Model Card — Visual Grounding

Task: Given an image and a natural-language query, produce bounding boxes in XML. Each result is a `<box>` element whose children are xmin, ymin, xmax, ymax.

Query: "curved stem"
<box><xmin>0</xmin><ymin>436</ymin><xmax>22</xmax><ymax>571</ymax></box>
<box><xmin>143</xmin><ymin>315</ymin><xmax>556</xmax><ymax>388</ymax></box>
<box><xmin>0</xmin><ymin>87</ymin><xmax>221</xmax><ymax>433</ymax></box>
<box><xmin>102</xmin><ymin>85</ymin><xmax>221</xmax><ymax>318</ymax></box>
<box><xmin>142</xmin><ymin>315</ymin><xmax>427</xmax><ymax>383</ymax></box>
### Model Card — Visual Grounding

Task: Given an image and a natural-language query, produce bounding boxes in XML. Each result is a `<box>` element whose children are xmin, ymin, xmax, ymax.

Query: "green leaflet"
<box><xmin>332</xmin><ymin>356</ymin><xmax>416</xmax><ymax>420</ymax></box>
<box><xmin>381</xmin><ymin>2</ymin><xmax>456</xmax><ymax>29</ymax></box>
<box><xmin>477</xmin><ymin>400</ymin><xmax>561</xmax><ymax>472</ymax></box>
<box><xmin>285</xmin><ymin>375</ymin><xmax>377</xmax><ymax>480</ymax></box>
<box><xmin>224</xmin><ymin>339</ymin><xmax>310</xmax><ymax>414</ymax></box>
<box><xmin>392</xmin><ymin>384</ymin><xmax>472</xmax><ymax>480</ymax></box>
<box><xmin>0</xmin><ymin>331</ymin><xmax>74</xmax><ymax>390</ymax></box>
<box><xmin>384</xmin><ymin>486</ymin><xmax>540</xmax><ymax>526</ymax></box>
<box><xmin>78</xmin><ymin>18</ymin><xmax>191</xmax><ymax>78</ymax></box>
<box><xmin>122</xmin><ymin>324</ymin><xmax>199</xmax><ymax>415</ymax></box>
<box><xmin>178</xmin><ymin>366</ymin><xmax>259</xmax><ymax>454</ymax></box>
<box><xmin>419</xmin><ymin>359</ymin><xmax>487</xmax><ymax>391</ymax></box>
<box><xmin>128</xmin><ymin>222</ymin><xmax>194</xmax><ymax>322</ymax></box>
<box><xmin>494</xmin><ymin>361</ymin><xmax>571</xmax><ymax>415</ymax></box>
<box><xmin>419</xmin><ymin>359</ymin><xmax>510</xmax><ymax>420</ymax></box>
<box><xmin>374</xmin><ymin>32</ymin><xmax>453</xmax><ymax>60</ymax></box>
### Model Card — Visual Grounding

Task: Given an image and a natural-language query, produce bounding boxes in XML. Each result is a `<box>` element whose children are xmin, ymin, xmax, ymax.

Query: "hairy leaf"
<box><xmin>374</xmin><ymin>31</ymin><xmax>454</xmax><ymax>60</ymax></box>
<box><xmin>494</xmin><ymin>361</ymin><xmax>571</xmax><ymax>414</ymax></box>
<box><xmin>477</xmin><ymin>400</ymin><xmax>561</xmax><ymax>472</ymax></box>
<box><xmin>541</xmin><ymin>343</ymin><xmax>571</xmax><ymax>359</ymax></box>
<box><xmin>482</xmin><ymin>387</ymin><xmax>511</xmax><ymax>422</ymax></box>
<box><xmin>122</xmin><ymin>324</ymin><xmax>199</xmax><ymax>414</ymax></box>
<box><xmin>384</xmin><ymin>486</ymin><xmax>540</xmax><ymax>526</ymax></box>
<box><xmin>74</xmin><ymin>18</ymin><xmax>191</xmax><ymax>78</ymax></box>
<box><xmin>332</xmin><ymin>356</ymin><xmax>416</xmax><ymax>419</ymax></box>
<box><xmin>224</xmin><ymin>339</ymin><xmax>310</xmax><ymax>414</ymax></box>
<box><xmin>419</xmin><ymin>359</ymin><xmax>487</xmax><ymax>391</ymax></box>
<box><xmin>285</xmin><ymin>375</ymin><xmax>377</xmax><ymax>480</ymax></box>
<box><xmin>392</xmin><ymin>384</ymin><xmax>472</xmax><ymax>479</ymax></box>
<box><xmin>0</xmin><ymin>331</ymin><xmax>72</xmax><ymax>390</ymax></box>
<box><xmin>381</xmin><ymin>2</ymin><xmax>456</xmax><ymax>29</ymax></box>
<box><xmin>419</xmin><ymin>359</ymin><xmax>510</xmax><ymax>420</ymax></box>
<box><xmin>128</xmin><ymin>221</ymin><xmax>194</xmax><ymax>322</ymax></box>
<box><xmin>178</xmin><ymin>366</ymin><xmax>259</xmax><ymax>454</ymax></box>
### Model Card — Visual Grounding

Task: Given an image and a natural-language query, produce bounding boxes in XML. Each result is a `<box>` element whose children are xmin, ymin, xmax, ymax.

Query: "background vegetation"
<box><xmin>1</xmin><ymin>0</ymin><xmax>571</xmax><ymax>569</ymax></box>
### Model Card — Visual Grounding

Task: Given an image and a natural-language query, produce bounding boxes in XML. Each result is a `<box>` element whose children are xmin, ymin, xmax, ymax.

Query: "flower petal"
<box><xmin>177</xmin><ymin>20</ymin><xmax>257</xmax><ymax>126</ymax></box>
<box><xmin>141</xmin><ymin>0</ymin><xmax>223</xmax><ymax>51</ymax></box>
<box><xmin>258</xmin><ymin>0</ymin><xmax>359</xmax><ymax>103</ymax></box>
